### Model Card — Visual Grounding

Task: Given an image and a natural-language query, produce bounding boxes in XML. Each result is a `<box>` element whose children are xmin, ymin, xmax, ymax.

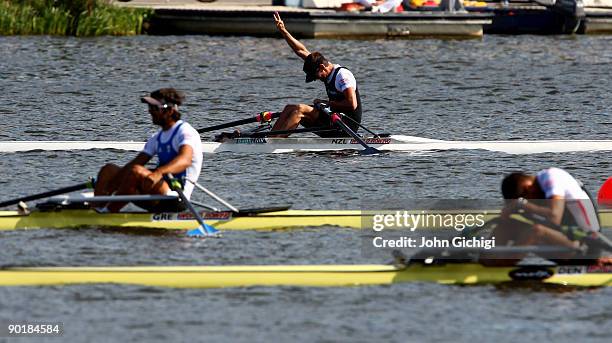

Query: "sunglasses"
<box><xmin>148</xmin><ymin>103</ymin><xmax>171</xmax><ymax>111</ymax></box>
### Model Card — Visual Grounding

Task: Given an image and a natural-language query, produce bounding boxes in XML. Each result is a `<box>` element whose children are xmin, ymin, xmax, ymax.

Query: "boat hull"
<box><xmin>1</xmin><ymin>263</ymin><xmax>610</xmax><ymax>288</ymax></box>
<box><xmin>3</xmin><ymin>136</ymin><xmax>612</xmax><ymax>154</ymax></box>
<box><xmin>1</xmin><ymin>209</ymin><xmax>611</xmax><ymax>231</ymax></box>
<box><xmin>0</xmin><ymin>209</ymin><xmax>366</xmax><ymax>231</ymax></box>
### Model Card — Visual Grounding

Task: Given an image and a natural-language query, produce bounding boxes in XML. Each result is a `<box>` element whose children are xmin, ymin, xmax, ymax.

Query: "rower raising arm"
<box><xmin>274</xmin><ymin>12</ymin><xmax>309</xmax><ymax>60</ymax></box>
<box><xmin>271</xmin><ymin>12</ymin><xmax>362</xmax><ymax>138</ymax></box>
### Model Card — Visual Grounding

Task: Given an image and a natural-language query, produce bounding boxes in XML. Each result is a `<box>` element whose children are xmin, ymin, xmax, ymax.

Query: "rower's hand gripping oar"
<box><xmin>165</xmin><ymin>174</ymin><xmax>220</xmax><ymax>237</ymax></box>
<box><xmin>315</xmin><ymin>104</ymin><xmax>381</xmax><ymax>155</ymax></box>
<box><xmin>0</xmin><ymin>178</ymin><xmax>95</xmax><ymax>208</ymax></box>
<box><xmin>517</xmin><ymin>210</ymin><xmax>612</xmax><ymax>253</ymax></box>
<box><xmin>197</xmin><ymin>111</ymin><xmax>280</xmax><ymax>133</ymax></box>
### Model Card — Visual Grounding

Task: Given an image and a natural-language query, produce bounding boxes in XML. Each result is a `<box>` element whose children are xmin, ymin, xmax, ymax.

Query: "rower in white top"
<box><xmin>271</xmin><ymin>12</ymin><xmax>362</xmax><ymax>138</ymax></box>
<box><xmin>94</xmin><ymin>88</ymin><xmax>203</xmax><ymax>213</ymax></box>
<box><xmin>494</xmin><ymin>167</ymin><xmax>602</xmax><ymax>256</ymax></box>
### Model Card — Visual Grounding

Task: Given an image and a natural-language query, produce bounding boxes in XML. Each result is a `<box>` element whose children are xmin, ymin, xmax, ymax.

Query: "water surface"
<box><xmin>0</xmin><ymin>35</ymin><xmax>611</xmax><ymax>342</ymax></box>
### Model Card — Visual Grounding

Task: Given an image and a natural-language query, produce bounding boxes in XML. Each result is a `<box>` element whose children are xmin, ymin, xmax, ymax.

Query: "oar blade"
<box><xmin>359</xmin><ymin>147</ymin><xmax>382</xmax><ymax>156</ymax></box>
<box><xmin>187</xmin><ymin>223</ymin><xmax>220</xmax><ymax>238</ymax></box>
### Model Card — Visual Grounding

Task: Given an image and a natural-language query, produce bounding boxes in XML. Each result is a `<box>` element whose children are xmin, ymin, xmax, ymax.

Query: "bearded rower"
<box><xmin>94</xmin><ymin>88</ymin><xmax>203</xmax><ymax>212</ymax></box>
<box><xmin>271</xmin><ymin>12</ymin><xmax>362</xmax><ymax>138</ymax></box>
<box><xmin>495</xmin><ymin>168</ymin><xmax>600</xmax><ymax>253</ymax></box>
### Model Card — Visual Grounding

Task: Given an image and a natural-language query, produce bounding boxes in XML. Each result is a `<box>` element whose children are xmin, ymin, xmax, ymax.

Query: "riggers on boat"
<box><xmin>1</xmin><ymin>178</ymin><xmax>611</xmax><ymax>233</ymax></box>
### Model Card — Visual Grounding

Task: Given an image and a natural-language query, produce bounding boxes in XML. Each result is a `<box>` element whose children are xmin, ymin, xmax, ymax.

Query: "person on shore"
<box><xmin>94</xmin><ymin>88</ymin><xmax>203</xmax><ymax>212</ymax></box>
<box><xmin>493</xmin><ymin>168</ymin><xmax>600</xmax><ymax>251</ymax></box>
<box><xmin>271</xmin><ymin>12</ymin><xmax>362</xmax><ymax>137</ymax></box>
<box><xmin>354</xmin><ymin>0</ymin><xmax>403</xmax><ymax>13</ymax></box>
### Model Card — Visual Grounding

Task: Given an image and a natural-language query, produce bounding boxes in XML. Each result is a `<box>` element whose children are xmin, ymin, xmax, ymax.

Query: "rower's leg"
<box><xmin>94</xmin><ymin>163</ymin><xmax>122</xmax><ymax>196</ymax></box>
<box><xmin>481</xmin><ymin>217</ymin><xmax>531</xmax><ymax>265</ymax></box>
<box><xmin>531</xmin><ymin>224</ymin><xmax>580</xmax><ymax>259</ymax></box>
<box><xmin>487</xmin><ymin>219</ymin><xmax>579</xmax><ymax>261</ymax></box>
<box><xmin>271</xmin><ymin>104</ymin><xmax>316</xmax><ymax>137</ymax></box>
<box><xmin>104</xmin><ymin>165</ymin><xmax>149</xmax><ymax>212</ymax></box>
<box><xmin>271</xmin><ymin>104</ymin><xmax>301</xmax><ymax>136</ymax></box>
<box><xmin>299</xmin><ymin>106</ymin><xmax>322</xmax><ymax>128</ymax></box>
<box><xmin>108</xmin><ymin>165</ymin><xmax>171</xmax><ymax>212</ymax></box>
<box><xmin>489</xmin><ymin>219</ymin><xmax>575</xmax><ymax>247</ymax></box>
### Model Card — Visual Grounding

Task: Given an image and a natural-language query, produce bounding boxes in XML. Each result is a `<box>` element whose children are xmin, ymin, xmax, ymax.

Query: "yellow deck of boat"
<box><xmin>0</xmin><ymin>209</ymin><xmax>365</xmax><ymax>230</ymax></box>
<box><xmin>1</xmin><ymin>263</ymin><xmax>610</xmax><ymax>288</ymax></box>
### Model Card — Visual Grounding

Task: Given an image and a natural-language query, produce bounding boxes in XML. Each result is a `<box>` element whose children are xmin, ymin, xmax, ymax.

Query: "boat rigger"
<box><xmin>3</xmin><ymin>136</ymin><xmax>612</xmax><ymax>154</ymax></box>
<box><xmin>1</xmin><ymin>259</ymin><xmax>610</xmax><ymax>289</ymax></box>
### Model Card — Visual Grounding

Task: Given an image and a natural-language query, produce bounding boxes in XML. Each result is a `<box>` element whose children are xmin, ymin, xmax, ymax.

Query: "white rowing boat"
<box><xmin>3</xmin><ymin>135</ymin><xmax>612</xmax><ymax>154</ymax></box>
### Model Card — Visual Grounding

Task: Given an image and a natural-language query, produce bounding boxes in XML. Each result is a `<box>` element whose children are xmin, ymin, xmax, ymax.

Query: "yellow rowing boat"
<box><xmin>1</xmin><ymin>262</ymin><xmax>610</xmax><ymax>288</ymax></box>
<box><xmin>0</xmin><ymin>209</ymin><xmax>365</xmax><ymax>231</ymax></box>
<box><xmin>1</xmin><ymin>209</ymin><xmax>611</xmax><ymax>231</ymax></box>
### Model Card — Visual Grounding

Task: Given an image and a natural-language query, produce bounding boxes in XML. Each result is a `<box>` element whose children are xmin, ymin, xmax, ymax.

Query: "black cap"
<box><xmin>303</xmin><ymin>52</ymin><xmax>328</xmax><ymax>83</ymax></box>
<box><xmin>141</xmin><ymin>88</ymin><xmax>185</xmax><ymax>107</ymax></box>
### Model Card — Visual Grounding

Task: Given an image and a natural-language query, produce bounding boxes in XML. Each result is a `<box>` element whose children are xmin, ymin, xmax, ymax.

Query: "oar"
<box><xmin>316</xmin><ymin>104</ymin><xmax>381</xmax><ymax>155</ymax></box>
<box><xmin>519</xmin><ymin>211</ymin><xmax>612</xmax><ymax>253</ymax></box>
<box><xmin>0</xmin><ymin>178</ymin><xmax>94</xmax><ymax>208</ymax></box>
<box><xmin>197</xmin><ymin>111</ymin><xmax>280</xmax><ymax>133</ymax></box>
<box><xmin>165</xmin><ymin>174</ymin><xmax>220</xmax><ymax>237</ymax></box>
<box><xmin>335</xmin><ymin>113</ymin><xmax>381</xmax><ymax>138</ymax></box>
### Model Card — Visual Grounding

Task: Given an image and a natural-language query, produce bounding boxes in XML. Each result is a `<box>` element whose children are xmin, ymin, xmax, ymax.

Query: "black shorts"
<box><xmin>135</xmin><ymin>198</ymin><xmax>187</xmax><ymax>213</ymax></box>
<box><xmin>303</xmin><ymin>109</ymin><xmax>362</xmax><ymax>138</ymax></box>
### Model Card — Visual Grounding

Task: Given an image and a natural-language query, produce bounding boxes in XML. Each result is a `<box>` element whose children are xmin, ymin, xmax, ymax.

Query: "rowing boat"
<box><xmin>0</xmin><ymin>208</ymin><xmax>365</xmax><ymax>231</ymax></box>
<box><xmin>1</xmin><ymin>208</ymin><xmax>611</xmax><ymax>231</ymax></box>
<box><xmin>4</xmin><ymin>135</ymin><xmax>612</xmax><ymax>154</ymax></box>
<box><xmin>1</xmin><ymin>262</ymin><xmax>610</xmax><ymax>288</ymax></box>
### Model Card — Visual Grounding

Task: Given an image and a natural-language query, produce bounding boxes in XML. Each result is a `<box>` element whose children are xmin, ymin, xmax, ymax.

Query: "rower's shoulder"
<box><xmin>177</xmin><ymin>121</ymin><xmax>198</xmax><ymax>134</ymax></box>
<box><xmin>146</xmin><ymin>129</ymin><xmax>162</xmax><ymax>142</ymax></box>
<box><xmin>537</xmin><ymin>167</ymin><xmax>574</xmax><ymax>181</ymax></box>
<box><xmin>176</xmin><ymin>122</ymin><xmax>202</xmax><ymax>147</ymax></box>
<box><xmin>336</xmin><ymin>65</ymin><xmax>356</xmax><ymax>79</ymax></box>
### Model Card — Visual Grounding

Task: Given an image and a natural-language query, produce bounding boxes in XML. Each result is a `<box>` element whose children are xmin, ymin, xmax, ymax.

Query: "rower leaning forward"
<box><xmin>94</xmin><ymin>88</ymin><xmax>203</xmax><ymax>212</ymax></box>
<box><xmin>492</xmin><ymin>167</ymin><xmax>603</xmax><ymax>259</ymax></box>
<box><xmin>272</xmin><ymin>12</ymin><xmax>362</xmax><ymax>137</ymax></box>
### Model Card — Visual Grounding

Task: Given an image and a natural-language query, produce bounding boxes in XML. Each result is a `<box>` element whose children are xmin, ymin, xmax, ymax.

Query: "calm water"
<box><xmin>0</xmin><ymin>35</ymin><xmax>611</xmax><ymax>342</ymax></box>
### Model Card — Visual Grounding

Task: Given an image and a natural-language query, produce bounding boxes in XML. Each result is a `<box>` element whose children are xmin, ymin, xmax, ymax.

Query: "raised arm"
<box><xmin>273</xmin><ymin>12</ymin><xmax>310</xmax><ymax>60</ymax></box>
